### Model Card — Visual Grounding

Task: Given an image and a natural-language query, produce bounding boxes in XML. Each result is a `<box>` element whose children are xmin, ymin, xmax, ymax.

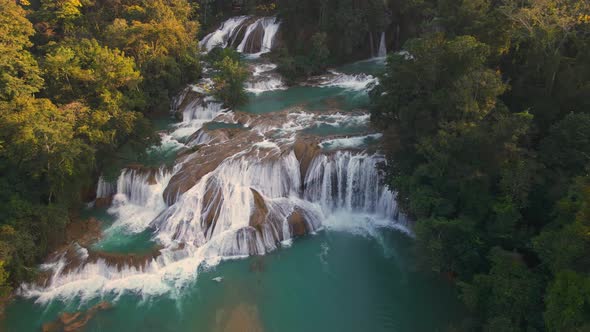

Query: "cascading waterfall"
<box><xmin>317</xmin><ymin>71</ymin><xmax>378</xmax><ymax>91</ymax></box>
<box><xmin>21</xmin><ymin>26</ymin><xmax>407</xmax><ymax>304</ymax></box>
<box><xmin>259</xmin><ymin>17</ymin><xmax>281</xmax><ymax>53</ymax></box>
<box><xmin>304</xmin><ymin>151</ymin><xmax>397</xmax><ymax>219</ymax></box>
<box><xmin>109</xmin><ymin>167</ymin><xmax>174</xmax><ymax>233</ymax></box>
<box><xmin>200</xmin><ymin>16</ymin><xmax>250</xmax><ymax>52</ymax></box>
<box><xmin>378</xmin><ymin>32</ymin><xmax>387</xmax><ymax>58</ymax></box>
<box><xmin>96</xmin><ymin>176</ymin><xmax>116</xmax><ymax>199</ymax></box>
<box><xmin>170</xmin><ymin>91</ymin><xmax>225</xmax><ymax>139</ymax></box>
<box><xmin>245</xmin><ymin>63</ymin><xmax>285</xmax><ymax>94</ymax></box>
<box><xmin>200</xmin><ymin>16</ymin><xmax>280</xmax><ymax>55</ymax></box>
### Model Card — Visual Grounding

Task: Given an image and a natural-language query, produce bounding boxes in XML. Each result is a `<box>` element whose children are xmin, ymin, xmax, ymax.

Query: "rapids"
<box><xmin>3</xmin><ymin>20</ymin><xmax>460</xmax><ymax>331</ymax></box>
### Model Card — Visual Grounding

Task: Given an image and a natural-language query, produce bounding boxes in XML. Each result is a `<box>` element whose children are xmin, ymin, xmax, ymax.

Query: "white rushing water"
<box><xmin>96</xmin><ymin>176</ymin><xmax>116</xmax><ymax>199</ymax></box>
<box><xmin>108</xmin><ymin>167</ymin><xmax>173</xmax><ymax>233</ymax></box>
<box><xmin>200</xmin><ymin>16</ymin><xmax>250</xmax><ymax>52</ymax></box>
<box><xmin>170</xmin><ymin>90</ymin><xmax>225</xmax><ymax>139</ymax></box>
<box><xmin>236</xmin><ymin>17</ymin><xmax>281</xmax><ymax>55</ymax></box>
<box><xmin>21</xmin><ymin>30</ymin><xmax>406</xmax><ymax>304</ymax></box>
<box><xmin>245</xmin><ymin>63</ymin><xmax>285</xmax><ymax>94</ymax></box>
<box><xmin>200</xmin><ymin>16</ymin><xmax>280</xmax><ymax>55</ymax></box>
<box><xmin>317</xmin><ymin>71</ymin><xmax>378</xmax><ymax>91</ymax></box>
<box><xmin>319</xmin><ymin>133</ymin><xmax>383</xmax><ymax>151</ymax></box>
<box><xmin>378</xmin><ymin>32</ymin><xmax>387</xmax><ymax>58</ymax></box>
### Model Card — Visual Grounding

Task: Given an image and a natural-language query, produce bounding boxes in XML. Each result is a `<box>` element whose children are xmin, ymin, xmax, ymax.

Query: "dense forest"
<box><xmin>0</xmin><ymin>0</ymin><xmax>202</xmax><ymax>295</ymax></box>
<box><xmin>1</xmin><ymin>0</ymin><xmax>590</xmax><ymax>331</ymax></box>
<box><xmin>370</xmin><ymin>0</ymin><xmax>590</xmax><ymax>331</ymax></box>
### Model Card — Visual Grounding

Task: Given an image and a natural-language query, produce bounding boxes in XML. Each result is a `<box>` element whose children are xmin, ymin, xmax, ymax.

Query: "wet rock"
<box><xmin>228</xmin><ymin>17</ymin><xmax>258</xmax><ymax>49</ymax></box>
<box><xmin>288</xmin><ymin>209</ymin><xmax>308</xmax><ymax>237</ymax></box>
<box><xmin>65</xmin><ymin>217</ymin><xmax>102</xmax><ymax>248</ymax></box>
<box><xmin>241</xmin><ymin>20</ymin><xmax>264</xmax><ymax>53</ymax></box>
<box><xmin>164</xmin><ymin>129</ymin><xmax>263</xmax><ymax>205</ymax></box>
<box><xmin>42</xmin><ymin>301</ymin><xmax>112</xmax><ymax>332</ymax></box>
<box><xmin>94</xmin><ymin>196</ymin><xmax>113</xmax><ymax>209</ymax></box>
<box><xmin>171</xmin><ymin>86</ymin><xmax>208</xmax><ymax>119</ymax></box>
<box><xmin>201</xmin><ymin>180</ymin><xmax>224</xmax><ymax>233</ymax></box>
<box><xmin>123</xmin><ymin>165</ymin><xmax>166</xmax><ymax>185</ymax></box>
<box><xmin>293</xmin><ymin>138</ymin><xmax>321</xmax><ymax>182</ymax></box>
<box><xmin>249</xmin><ymin>189</ymin><xmax>268</xmax><ymax>231</ymax></box>
<box><xmin>87</xmin><ymin>247</ymin><xmax>163</xmax><ymax>272</ymax></box>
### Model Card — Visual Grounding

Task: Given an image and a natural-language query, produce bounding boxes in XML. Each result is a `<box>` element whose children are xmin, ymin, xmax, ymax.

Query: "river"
<box><xmin>3</xmin><ymin>17</ymin><xmax>461</xmax><ymax>331</ymax></box>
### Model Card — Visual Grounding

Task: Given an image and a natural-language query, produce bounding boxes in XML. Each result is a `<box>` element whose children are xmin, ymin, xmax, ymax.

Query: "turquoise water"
<box><xmin>80</xmin><ymin>207</ymin><xmax>159</xmax><ymax>255</ymax></box>
<box><xmin>238</xmin><ymin>58</ymin><xmax>379</xmax><ymax>115</ymax></box>
<box><xmin>2</xmin><ymin>59</ymin><xmax>463</xmax><ymax>331</ymax></box>
<box><xmin>4</xmin><ymin>230</ymin><xmax>461</xmax><ymax>332</ymax></box>
<box><xmin>338</xmin><ymin>58</ymin><xmax>387</xmax><ymax>76</ymax></box>
<box><xmin>240</xmin><ymin>86</ymin><xmax>370</xmax><ymax>114</ymax></box>
<box><xmin>302</xmin><ymin>122</ymin><xmax>370</xmax><ymax>137</ymax></box>
<box><xmin>91</xmin><ymin>229</ymin><xmax>158</xmax><ymax>255</ymax></box>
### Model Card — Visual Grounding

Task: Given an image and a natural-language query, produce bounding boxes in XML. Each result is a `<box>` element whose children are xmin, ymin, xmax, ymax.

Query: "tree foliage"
<box><xmin>370</xmin><ymin>0</ymin><xmax>590</xmax><ymax>330</ymax></box>
<box><xmin>0</xmin><ymin>0</ymin><xmax>201</xmax><ymax>295</ymax></box>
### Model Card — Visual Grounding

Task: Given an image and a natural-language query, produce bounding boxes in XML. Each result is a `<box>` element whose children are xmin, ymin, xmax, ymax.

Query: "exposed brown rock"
<box><xmin>249</xmin><ymin>189</ymin><xmax>268</xmax><ymax>231</ymax></box>
<box><xmin>65</xmin><ymin>217</ymin><xmax>102</xmax><ymax>248</ymax></box>
<box><xmin>42</xmin><ymin>301</ymin><xmax>112</xmax><ymax>332</ymax></box>
<box><xmin>288</xmin><ymin>209</ymin><xmax>308</xmax><ymax>237</ymax></box>
<box><xmin>94</xmin><ymin>196</ymin><xmax>113</xmax><ymax>209</ymax></box>
<box><xmin>86</xmin><ymin>247</ymin><xmax>162</xmax><ymax>272</ymax></box>
<box><xmin>293</xmin><ymin>138</ymin><xmax>321</xmax><ymax>182</ymax></box>
<box><xmin>201</xmin><ymin>180</ymin><xmax>224</xmax><ymax>234</ymax></box>
<box><xmin>172</xmin><ymin>87</ymin><xmax>207</xmax><ymax>119</ymax></box>
<box><xmin>164</xmin><ymin>129</ymin><xmax>263</xmax><ymax>205</ymax></box>
<box><xmin>242</xmin><ymin>23</ymin><xmax>264</xmax><ymax>53</ymax></box>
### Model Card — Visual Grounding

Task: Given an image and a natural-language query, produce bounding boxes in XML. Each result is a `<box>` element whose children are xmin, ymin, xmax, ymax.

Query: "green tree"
<box><xmin>461</xmin><ymin>248</ymin><xmax>544</xmax><ymax>331</ymax></box>
<box><xmin>0</xmin><ymin>0</ymin><xmax>43</xmax><ymax>101</ymax></box>
<box><xmin>544</xmin><ymin>270</ymin><xmax>590</xmax><ymax>332</ymax></box>
<box><xmin>212</xmin><ymin>54</ymin><xmax>248</xmax><ymax>108</ymax></box>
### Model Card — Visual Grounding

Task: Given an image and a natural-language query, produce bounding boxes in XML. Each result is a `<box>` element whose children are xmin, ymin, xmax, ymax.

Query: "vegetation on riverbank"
<box><xmin>0</xmin><ymin>0</ymin><xmax>201</xmax><ymax>293</ymax></box>
<box><xmin>370</xmin><ymin>1</ymin><xmax>590</xmax><ymax>330</ymax></box>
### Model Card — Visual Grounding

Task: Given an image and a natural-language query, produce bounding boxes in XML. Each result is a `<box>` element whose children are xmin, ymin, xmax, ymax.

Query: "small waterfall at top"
<box><xmin>200</xmin><ymin>16</ymin><xmax>280</xmax><ymax>55</ymax></box>
<box><xmin>200</xmin><ymin>16</ymin><xmax>250</xmax><ymax>52</ymax></box>
<box><xmin>378</xmin><ymin>32</ymin><xmax>387</xmax><ymax>58</ymax></box>
<box><xmin>237</xmin><ymin>17</ymin><xmax>281</xmax><ymax>54</ymax></box>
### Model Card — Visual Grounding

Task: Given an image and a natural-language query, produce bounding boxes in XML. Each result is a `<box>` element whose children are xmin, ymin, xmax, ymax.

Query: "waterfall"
<box><xmin>96</xmin><ymin>176</ymin><xmax>116</xmax><ymax>199</ymax></box>
<box><xmin>200</xmin><ymin>16</ymin><xmax>250</xmax><ymax>52</ymax></box>
<box><xmin>200</xmin><ymin>16</ymin><xmax>281</xmax><ymax>55</ymax></box>
<box><xmin>236</xmin><ymin>17</ymin><xmax>280</xmax><ymax>55</ymax></box>
<box><xmin>170</xmin><ymin>88</ymin><xmax>225</xmax><ymax>139</ymax></box>
<box><xmin>245</xmin><ymin>78</ymin><xmax>285</xmax><ymax>94</ymax></box>
<box><xmin>317</xmin><ymin>71</ymin><xmax>378</xmax><ymax>91</ymax></box>
<box><xmin>108</xmin><ymin>167</ymin><xmax>173</xmax><ymax>233</ymax></box>
<box><xmin>259</xmin><ymin>17</ymin><xmax>281</xmax><ymax>53</ymax></box>
<box><xmin>304</xmin><ymin>152</ymin><xmax>397</xmax><ymax>219</ymax></box>
<box><xmin>21</xmin><ymin>53</ymin><xmax>406</xmax><ymax>304</ymax></box>
<box><xmin>378</xmin><ymin>32</ymin><xmax>387</xmax><ymax>58</ymax></box>
<box><xmin>245</xmin><ymin>63</ymin><xmax>285</xmax><ymax>94</ymax></box>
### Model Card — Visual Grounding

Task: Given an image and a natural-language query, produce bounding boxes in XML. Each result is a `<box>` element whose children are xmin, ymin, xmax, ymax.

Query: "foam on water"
<box><xmin>246</xmin><ymin>78</ymin><xmax>285</xmax><ymax>94</ymax></box>
<box><xmin>318</xmin><ymin>71</ymin><xmax>379</xmax><ymax>91</ymax></box>
<box><xmin>107</xmin><ymin>167</ymin><xmax>173</xmax><ymax>234</ymax></box>
<box><xmin>319</xmin><ymin>133</ymin><xmax>383</xmax><ymax>151</ymax></box>
<box><xmin>170</xmin><ymin>99</ymin><xmax>225</xmax><ymax>139</ymax></box>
